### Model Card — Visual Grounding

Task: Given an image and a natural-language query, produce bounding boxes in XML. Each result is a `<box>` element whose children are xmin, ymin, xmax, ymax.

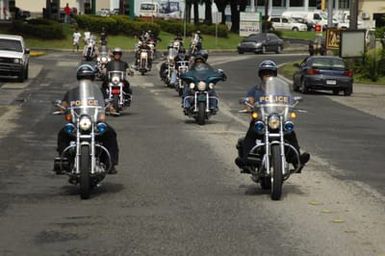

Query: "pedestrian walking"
<box><xmin>73</xmin><ymin>29</ymin><xmax>81</xmax><ymax>52</ymax></box>
<box><xmin>64</xmin><ymin>3</ymin><xmax>71</xmax><ymax>24</ymax></box>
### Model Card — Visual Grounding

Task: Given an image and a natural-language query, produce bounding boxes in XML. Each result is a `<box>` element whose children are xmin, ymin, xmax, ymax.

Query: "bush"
<box><xmin>155</xmin><ymin>20</ymin><xmax>228</xmax><ymax>37</ymax></box>
<box><xmin>11</xmin><ymin>19</ymin><xmax>65</xmax><ymax>39</ymax></box>
<box><xmin>375</xmin><ymin>26</ymin><xmax>385</xmax><ymax>39</ymax></box>
<box><xmin>348</xmin><ymin>49</ymin><xmax>385</xmax><ymax>82</ymax></box>
<box><xmin>74</xmin><ymin>15</ymin><xmax>161</xmax><ymax>37</ymax></box>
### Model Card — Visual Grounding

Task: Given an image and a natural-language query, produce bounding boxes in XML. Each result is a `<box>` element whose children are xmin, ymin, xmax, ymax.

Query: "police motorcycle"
<box><xmin>96</xmin><ymin>45</ymin><xmax>110</xmax><ymax>80</ymax></box>
<box><xmin>53</xmin><ymin>81</ymin><xmax>112</xmax><ymax>199</ymax></box>
<box><xmin>180</xmin><ymin>62</ymin><xmax>226</xmax><ymax>125</ymax></box>
<box><xmin>83</xmin><ymin>36</ymin><xmax>97</xmax><ymax>61</ymax></box>
<box><xmin>134</xmin><ymin>40</ymin><xmax>151</xmax><ymax>75</ymax></box>
<box><xmin>240</xmin><ymin>77</ymin><xmax>303</xmax><ymax>200</ymax></box>
<box><xmin>106</xmin><ymin>70</ymin><xmax>132</xmax><ymax>114</ymax></box>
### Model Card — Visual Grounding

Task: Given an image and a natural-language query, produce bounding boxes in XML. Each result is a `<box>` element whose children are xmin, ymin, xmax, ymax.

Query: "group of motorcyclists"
<box><xmin>55</xmin><ymin>29</ymin><xmax>310</xmax><ymax>200</ymax></box>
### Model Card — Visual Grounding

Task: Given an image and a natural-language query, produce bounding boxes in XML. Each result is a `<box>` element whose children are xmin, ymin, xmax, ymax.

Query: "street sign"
<box><xmin>326</xmin><ymin>28</ymin><xmax>341</xmax><ymax>49</ymax></box>
<box><xmin>239</xmin><ymin>12</ymin><xmax>261</xmax><ymax>37</ymax></box>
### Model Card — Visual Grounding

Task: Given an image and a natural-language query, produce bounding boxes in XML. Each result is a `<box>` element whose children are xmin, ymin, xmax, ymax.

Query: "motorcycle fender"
<box><xmin>197</xmin><ymin>94</ymin><xmax>207</xmax><ymax>102</ymax></box>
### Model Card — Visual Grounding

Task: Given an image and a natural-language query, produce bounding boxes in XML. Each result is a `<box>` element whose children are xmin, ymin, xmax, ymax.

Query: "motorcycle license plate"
<box><xmin>326</xmin><ymin>80</ymin><xmax>336</xmax><ymax>85</ymax></box>
<box><xmin>197</xmin><ymin>94</ymin><xmax>207</xmax><ymax>101</ymax></box>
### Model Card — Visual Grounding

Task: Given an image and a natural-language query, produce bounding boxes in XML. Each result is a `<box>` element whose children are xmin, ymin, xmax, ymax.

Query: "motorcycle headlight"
<box><xmin>79</xmin><ymin>116</ymin><xmax>92</xmax><ymax>131</ymax></box>
<box><xmin>13</xmin><ymin>58</ymin><xmax>21</xmax><ymax>64</ymax></box>
<box><xmin>64</xmin><ymin>123</ymin><xmax>76</xmax><ymax>135</ymax></box>
<box><xmin>97</xmin><ymin>122</ymin><xmax>107</xmax><ymax>135</ymax></box>
<box><xmin>284</xmin><ymin>121</ymin><xmax>294</xmax><ymax>133</ymax></box>
<box><xmin>189</xmin><ymin>83</ymin><xmax>195</xmax><ymax>89</ymax></box>
<box><xmin>197</xmin><ymin>81</ymin><xmax>207</xmax><ymax>91</ymax></box>
<box><xmin>101</xmin><ymin>57</ymin><xmax>107</xmax><ymax>62</ymax></box>
<box><xmin>97</xmin><ymin>57</ymin><xmax>101</xmax><ymax>61</ymax></box>
<box><xmin>254</xmin><ymin>121</ymin><xmax>265</xmax><ymax>134</ymax></box>
<box><xmin>268</xmin><ymin>114</ymin><xmax>280</xmax><ymax>129</ymax></box>
<box><xmin>208</xmin><ymin>83</ymin><xmax>215</xmax><ymax>90</ymax></box>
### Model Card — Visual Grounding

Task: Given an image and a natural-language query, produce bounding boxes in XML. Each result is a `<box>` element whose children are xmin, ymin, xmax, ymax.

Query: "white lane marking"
<box><xmin>1</xmin><ymin>81</ymin><xmax>31</xmax><ymax>89</ymax></box>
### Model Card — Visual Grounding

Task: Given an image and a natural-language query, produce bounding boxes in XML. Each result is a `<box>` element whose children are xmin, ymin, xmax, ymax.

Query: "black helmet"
<box><xmin>258</xmin><ymin>60</ymin><xmax>277</xmax><ymax>78</ymax></box>
<box><xmin>76</xmin><ymin>64</ymin><xmax>96</xmax><ymax>80</ymax></box>
<box><xmin>112</xmin><ymin>47</ymin><xmax>122</xmax><ymax>55</ymax></box>
<box><xmin>194</xmin><ymin>53</ymin><xmax>206</xmax><ymax>63</ymax></box>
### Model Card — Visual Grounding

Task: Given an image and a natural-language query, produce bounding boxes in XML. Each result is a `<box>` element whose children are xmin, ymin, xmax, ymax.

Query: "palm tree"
<box><xmin>214</xmin><ymin>0</ymin><xmax>228</xmax><ymax>24</ymax></box>
<box><xmin>193</xmin><ymin>0</ymin><xmax>199</xmax><ymax>24</ymax></box>
<box><xmin>200</xmin><ymin>0</ymin><xmax>213</xmax><ymax>24</ymax></box>
<box><xmin>185</xmin><ymin>0</ymin><xmax>192</xmax><ymax>23</ymax></box>
<box><xmin>229</xmin><ymin>0</ymin><xmax>247</xmax><ymax>33</ymax></box>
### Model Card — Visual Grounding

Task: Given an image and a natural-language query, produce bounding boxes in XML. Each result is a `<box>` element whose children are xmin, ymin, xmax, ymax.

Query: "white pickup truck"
<box><xmin>0</xmin><ymin>34</ymin><xmax>30</xmax><ymax>82</ymax></box>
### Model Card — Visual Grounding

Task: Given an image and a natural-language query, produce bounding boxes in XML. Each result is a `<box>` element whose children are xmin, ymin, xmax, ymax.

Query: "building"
<box><xmin>250</xmin><ymin>0</ymin><xmax>384</xmax><ymax>25</ymax></box>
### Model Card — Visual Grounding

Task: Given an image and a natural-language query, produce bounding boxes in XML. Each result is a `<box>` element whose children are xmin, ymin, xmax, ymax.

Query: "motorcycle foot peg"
<box><xmin>54</xmin><ymin>157</ymin><xmax>69</xmax><ymax>175</ymax></box>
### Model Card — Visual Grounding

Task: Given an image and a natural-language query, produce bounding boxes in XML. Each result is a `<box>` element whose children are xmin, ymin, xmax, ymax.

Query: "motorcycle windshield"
<box><xmin>256</xmin><ymin>77</ymin><xmax>292</xmax><ymax>116</ymax></box>
<box><xmin>168</xmin><ymin>48</ymin><xmax>178</xmax><ymax>59</ymax></box>
<box><xmin>187</xmin><ymin>63</ymin><xmax>217</xmax><ymax>81</ymax></box>
<box><xmin>66</xmin><ymin>80</ymin><xmax>105</xmax><ymax>121</ymax></box>
<box><xmin>108</xmin><ymin>71</ymin><xmax>124</xmax><ymax>82</ymax></box>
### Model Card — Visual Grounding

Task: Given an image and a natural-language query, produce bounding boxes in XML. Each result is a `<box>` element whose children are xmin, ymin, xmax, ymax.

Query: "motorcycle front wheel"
<box><xmin>197</xmin><ymin>102</ymin><xmax>206</xmax><ymax>125</ymax></box>
<box><xmin>271</xmin><ymin>144</ymin><xmax>283</xmax><ymax>200</ymax></box>
<box><xmin>80</xmin><ymin>145</ymin><xmax>91</xmax><ymax>199</ymax></box>
<box><xmin>112</xmin><ymin>95</ymin><xmax>120</xmax><ymax>113</ymax></box>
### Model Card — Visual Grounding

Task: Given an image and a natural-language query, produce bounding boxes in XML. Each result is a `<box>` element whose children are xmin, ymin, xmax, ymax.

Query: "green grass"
<box><xmin>20</xmin><ymin>23</ymin><xmax>242</xmax><ymax>50</ymax></box>
<box><xmin>280</xmin><ymin>60</ymin><xmax>385</xmax><ymax>85</ymax></box>
<box><xmin>280</xmin><ymin>31</ymin><xmax>324</xmax><ymax>41</ymax></box>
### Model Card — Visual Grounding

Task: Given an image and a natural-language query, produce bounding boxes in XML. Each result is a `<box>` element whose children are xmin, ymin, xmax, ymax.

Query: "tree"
<box><xmin>200</xmin><ymin>0</ymin><xmax>213</xmax><ymax>24</ymax></box>
<box><xmin>229</xmin><ymin>0</ymin><xmax>247</xmax><ymax>33</ymax></box>
<box><xmin>193</xmin><ymin>0</ymin><xmax>199</xmax><ymax>24</ymax></box>
<box><xmin>185</xmin><ymin>0</ymin><xmax>192</xmax><ymax>23</ymax></box>
<box><xmin>214</xmin><ymin>0</ymin><xmax>228</xmax><ymax>24</ymax></box>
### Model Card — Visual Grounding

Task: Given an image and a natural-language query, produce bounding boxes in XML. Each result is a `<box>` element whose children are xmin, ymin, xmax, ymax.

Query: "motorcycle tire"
<box><xmin>79</xmin><ymin>145</ymin><xmax>91</xmax><ymax>200</ymax></box>
<box><xmin>271</xmin><ymin>144</ymin><xmax>283</xmax><ymax>200</ymax></box>
<box><xmin>197</xmin><ymin>102</ymin><xmax>206</xmax><ymax>126</ymax></box>
<box><xmin>113</xmin><ymin>95</ymin><xmax>120</xmax><ymax>114</ymax></box>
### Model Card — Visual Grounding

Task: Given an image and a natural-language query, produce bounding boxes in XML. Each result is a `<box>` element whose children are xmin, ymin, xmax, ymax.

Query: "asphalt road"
<box><xmin>0</xmin><ymin>52</ymin><xmax>383</xmax><ymax>256</ymax></box>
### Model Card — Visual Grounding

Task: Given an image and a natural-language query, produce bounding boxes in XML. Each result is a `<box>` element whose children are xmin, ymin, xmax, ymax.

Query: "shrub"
<box><xmin>74</xmin><ymin>15</ymin><xmax>160</xmax><ymax>37</ymax></box>
<box><xmin>155</xmin><ymin>20</ymin><xmax>228</xmax><ymax>37</ymax></box>
<box><xmin>12</xmin><ymin>19</ymin><xmax>65</xmax><ymax>39</ymax></box>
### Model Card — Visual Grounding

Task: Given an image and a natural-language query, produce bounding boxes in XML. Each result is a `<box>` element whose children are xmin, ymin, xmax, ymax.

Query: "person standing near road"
<box><xmin>64</xmin><ymin>3</ymin><xmax>71</xmax><ymax>24</ymax></box>
<box><xmin>72</xmin><ymin>29</ymin><xmax>81</xmax><ymax>52</ymax></box>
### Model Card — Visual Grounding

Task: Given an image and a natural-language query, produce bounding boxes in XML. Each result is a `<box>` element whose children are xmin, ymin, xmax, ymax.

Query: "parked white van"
<box><xmin>282</xmin><ymin>10</ymin><xmax>337</xmax><ymax>28</ymax></box>
<box><xmin>269</xmin><ymin>16</ymin><xmax>308</xmax><ymax>31</ymax></box>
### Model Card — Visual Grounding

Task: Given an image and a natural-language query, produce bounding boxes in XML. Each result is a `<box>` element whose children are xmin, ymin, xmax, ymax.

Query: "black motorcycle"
<box><xmin>180</xmin><ymin>63</ymin><xmax>226</xmax><ymax>125</ymax></box>
<box><xmin>239</xmin><ymin>77</ymin><xmax>303</xmax><ymax>200</ymax></box>
<box><xmin>53</xmin><ymin>81</ymin><xmax>112</xmax><ymax>199</ymax></box>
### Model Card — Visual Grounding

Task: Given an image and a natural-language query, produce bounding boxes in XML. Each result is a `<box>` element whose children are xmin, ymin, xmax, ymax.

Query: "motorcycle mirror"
<box><xmin>293</xmin><ymin>96</ymin><xmax>303</xmax><ymax>102</ymax></box>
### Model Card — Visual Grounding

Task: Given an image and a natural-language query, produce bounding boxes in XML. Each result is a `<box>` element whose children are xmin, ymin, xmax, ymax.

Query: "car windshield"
<box><xmin>311</xmin><ymin>58</ymin><xmax>345</xmax><ymax>69</ymax></box>
<box><xmin>0</xmin><ymin>39</ymin><xmax>23</xmax><ymax>52</ymax></box>
<box><xmin>244</xmin><ymin>34</ymin><xmax>264</xmax><ymax>42</ymax></box>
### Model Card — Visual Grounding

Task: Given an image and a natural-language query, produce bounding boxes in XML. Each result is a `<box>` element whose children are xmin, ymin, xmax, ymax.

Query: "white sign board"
<box><xmin>213</xmin><ymin>12</ymin><xmax>221</xmax><ymax>24</ymax></box>
<box><xmin>340</xmin><ymin>30</ymin><xmax>366</xmax><ymax>58</ymax></box>
<box><xmin>240</xmin><ymin>12</ymin><xmax>261</xmax><ymax>37</ymax></box>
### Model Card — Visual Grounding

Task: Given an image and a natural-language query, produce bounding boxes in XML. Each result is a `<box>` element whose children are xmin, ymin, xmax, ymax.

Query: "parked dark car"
<box><xmin>237</xmin><ymin>33</ymin><xmax>284</xmax><ymax>54</ymax></box>
<box><xmin>292</xmin><ymin>56</ymin><xmax>353</xmax><ymax>96</ymax></box>
<box><xmin>292</xmin><ymin>17</ymin><xmax>315</xmax><ymax>31</ymax></box>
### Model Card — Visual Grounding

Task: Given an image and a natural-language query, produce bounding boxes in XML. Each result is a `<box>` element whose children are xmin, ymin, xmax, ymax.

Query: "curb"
<box><xmin>30</xmin><ymin>51</ymin><xmax>46</xmax><ymax>57</ymax></box>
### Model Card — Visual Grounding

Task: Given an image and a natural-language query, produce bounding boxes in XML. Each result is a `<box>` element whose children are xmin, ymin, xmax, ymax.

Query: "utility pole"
<box><xmin>327</xmin><ymin>0</ymin><xmax>333</xmax><ymax>28</ymax></box>
<box><xmin>349</xmin><ymin>0</ymin><xmax>359</xmax><ymax>29</ymax></box>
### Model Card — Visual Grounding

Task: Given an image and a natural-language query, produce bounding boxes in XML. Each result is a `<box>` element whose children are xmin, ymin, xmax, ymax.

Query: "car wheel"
<box><xmin>344</xmin><ymin>87</ymin><xmax>353</xmax><ymax>96</ymax></box>
<box><xmin>276</xmin><ymin>45</ymin><xmax>282</xmax><ymax>54</ymax></box>
<box><xmin>332</xmin><ymin>89</ymin><xmax>339</xmax><ymax>95</ymax></box>
<box><xmin>262</xmin><ymin>46</ymin><xmax>266</xmax><ymax>54</ymax></box>
<box><xmin>300</xmin><ymin>79</ymin><xmax>309</xmax><ymax>94</ymax></box>
<box><xmin>238</xmin><ymin>50</ymin><xmax>244</xmax><ymax>54</ymax></box>
<box><xmin>292</xmin><ymin>78</ymin><xmax>299</xmax><ymax>92</ymax></box>
<box><xmin>17</xmin><ymin>69</ymin><xmax>25</xmax><ymax>83</ymax></box>
<box><xmin>24</xmin><ymin>64</ymin><xmax>29</xmax><ymax>80</ymax></box>
<box><xmin>292</xmin><ymin>27</ymin><xmax>299</xmax><ymax>31</ymax></box>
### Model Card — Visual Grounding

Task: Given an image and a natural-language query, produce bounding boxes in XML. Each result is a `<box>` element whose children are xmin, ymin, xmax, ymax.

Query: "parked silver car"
<box><xmin>0</xmin><ymin>34</ymin><xmax>30</xmax><ymax>82</ymax></box>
